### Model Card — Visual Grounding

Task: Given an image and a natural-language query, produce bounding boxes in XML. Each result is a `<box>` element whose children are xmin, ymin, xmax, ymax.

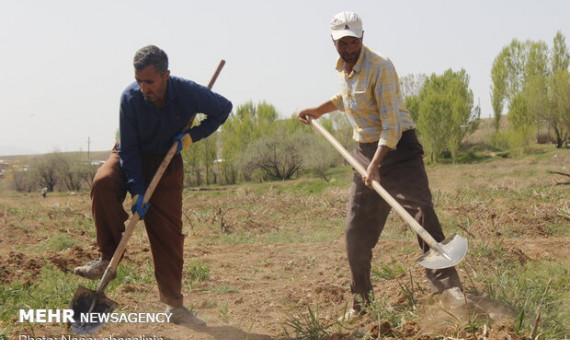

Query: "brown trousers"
<box><xmin>346</xmin><ymin>130</ymin><xmax>462</xmax><ymax>310</ymax></box>
<box><xmin>91</xmin><ymin>147</ymin><xmax>185</xmax><ymax>307</ymax></box>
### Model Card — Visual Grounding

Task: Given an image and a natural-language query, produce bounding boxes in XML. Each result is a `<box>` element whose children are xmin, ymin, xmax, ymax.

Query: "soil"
<box><xmin>1</xmin><ymin>151</ymin><xmax>569</xmax><ymax>339</ymax></box>
<box><xmin>2</xmin><ymin>232</ymin><xmax>567</xmax><ymax>339</ymax></box>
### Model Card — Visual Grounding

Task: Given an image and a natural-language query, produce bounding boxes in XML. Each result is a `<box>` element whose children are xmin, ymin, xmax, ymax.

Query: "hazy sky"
<box><xmin>1</xmin><ymin>0</ymin><xmax>568</xmax><ymax>156</ymax></box>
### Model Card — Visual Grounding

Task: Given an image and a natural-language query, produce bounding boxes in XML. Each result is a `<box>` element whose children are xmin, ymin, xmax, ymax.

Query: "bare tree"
<box><xmin>31</xmin><ymin>152</ymin><xmax>68</xmax><ymax>192</ymax></box>
<box><xmin>10</xmin><ymin>166</ymin><xmax>35</xmax><ymax>192</ymax></box>
<box><xmin>62</xmin><ymin>164</ymin><xmax>83</xmax><ymax>191</ymax></box>
<box><xmin>241</xmin><ymin>130</ymin><xmax>301</xmax><ymax>181</ymax></box>
<box><xmin>80</xmin><ymin>162</ymin><xmax>101</xmax><ymax>189</ymax></box>
<box><xmin>296</xmin><ymin>129</ymin><xmax>341</xmax><ymax>182</ymax></box>
<box><xmin>400</xmin><ymin>73</ymin><xmax>427</xmax><ymax>98</ymax></box>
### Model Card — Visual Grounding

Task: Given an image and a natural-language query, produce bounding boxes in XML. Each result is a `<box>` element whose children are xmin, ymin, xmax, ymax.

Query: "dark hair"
<box><xmin>133</xmin><ymin>45</ymin><xmax>168</xmax><ymax>74</ymax></box>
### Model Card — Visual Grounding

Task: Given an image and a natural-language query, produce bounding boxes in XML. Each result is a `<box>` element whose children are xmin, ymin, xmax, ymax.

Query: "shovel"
<box><xmin>308</xmin><ymin>117</ymin><xmax>468</xmax><ymax>270</ymax></box>
<box><xmin>69</xmin><ymin>59</ymin><xmax>226</xmax><ymax>335</ymax></box>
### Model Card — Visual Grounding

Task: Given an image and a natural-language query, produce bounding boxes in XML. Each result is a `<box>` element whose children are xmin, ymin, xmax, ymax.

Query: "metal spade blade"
<box><xmin>69</xmin><ymin>285</ymin><xmax>118</xmax><ymax>335</ymax></box>
<box><xmin>417</xmin><ymin>233</ymin><xmax>469</xmax><ymax>269</ymax></box>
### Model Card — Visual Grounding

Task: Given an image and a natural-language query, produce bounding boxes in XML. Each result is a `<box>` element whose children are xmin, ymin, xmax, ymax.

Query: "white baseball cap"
<box><xmin>330</xmin><ymin>11</ymin><xmax>363</xmax><ymax>40</ymax></box>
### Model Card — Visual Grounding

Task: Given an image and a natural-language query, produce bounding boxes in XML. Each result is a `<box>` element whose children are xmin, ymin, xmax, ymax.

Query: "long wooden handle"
<box><xmin>96</xmin><ymin>60</ymin><xmax>226</xmax><ymax>293</ymax></box>
<box><xmin>308</xmin><ymin>118</ymin><xmax>450</xmax><ymax>258</ymax></box>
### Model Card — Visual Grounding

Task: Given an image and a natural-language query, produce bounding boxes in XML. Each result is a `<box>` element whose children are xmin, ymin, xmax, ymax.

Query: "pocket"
<box><xmin>351</xmin><ymin>89</ymin><xmax>369</xmax><ymax>109</ymax></box>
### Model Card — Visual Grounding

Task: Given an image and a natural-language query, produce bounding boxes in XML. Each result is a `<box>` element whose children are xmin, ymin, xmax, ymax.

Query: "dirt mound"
<box><xmin>48</xmin><ymin>245</ymin><xmax>97</xmax><ymax>272</ymax></box>
<box><xmin>0</xmin><ymin>251</ymin><xmax>44</xmax><ymax>286</ymax></box>
<box><xmin>0</xmin><ymin>244</ymin><xmax>96</xmax><ymax>286</ymax></box>
<box><xmin>314</xmin><ymin>283</ymin><xmax>346</xmax><ymax>304</ymax></box>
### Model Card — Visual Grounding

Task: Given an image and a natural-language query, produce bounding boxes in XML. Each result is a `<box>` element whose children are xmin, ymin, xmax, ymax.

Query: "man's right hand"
<box><xmin>131</xmin><ymin>194</ymin><xmax>150</xmax><ymax>219</ymax></box>
<box><xmin>297</xmin><ymin>108</ymin><xmax>321</xmax><ymax>125</ymax></box>
<box><xmin>171</xmin><ymin>132</ymin><xmax>193</xmax><ymax>154</ymax></box>
<box><xmin>297</xmin><ymin>100</ymin><xmax>337</xmax><ymax>124</ymax></box>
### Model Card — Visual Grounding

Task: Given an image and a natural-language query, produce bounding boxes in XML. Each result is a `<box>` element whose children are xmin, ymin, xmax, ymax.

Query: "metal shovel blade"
<box><xmin>69</xmin><ymin>285</ymin><xmax>118</xmax><ymax>335</ymax></box>
<box><xmin>417</xmin><ymin>233</ymin><xmax>468</xmax><ymax>269</ymax></box>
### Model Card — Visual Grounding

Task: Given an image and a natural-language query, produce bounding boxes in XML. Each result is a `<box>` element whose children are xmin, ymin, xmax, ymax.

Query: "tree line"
<box><xmin>6</xmin><ymin>153</ymin><xmax>99</xmax><ymax>193</ymax></box>
<box><xmin>5</xmin><ymin>31</ymin><xmax>568</xmax><ymax>192</ymax></box>
<box><xmin>182</xmin><ymin>102</ymin><xmax>349</xmax><ymax>186</ymax></box>
<box><xmin>491</xmin><ymin>31</ymin><xmax>570</xmax><ymax>149</ymax></box>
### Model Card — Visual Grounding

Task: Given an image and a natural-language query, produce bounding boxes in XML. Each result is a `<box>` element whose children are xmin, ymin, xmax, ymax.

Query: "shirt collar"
<box><xmin>335</xmin><ymin>45</ymin><xmax>367</xmax><ymax>75</ymax></box>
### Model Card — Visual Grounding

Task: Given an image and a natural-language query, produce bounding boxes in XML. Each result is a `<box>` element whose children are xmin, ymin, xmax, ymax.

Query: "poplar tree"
<box><xmin>491</xmin><ymin>32</ymin><xmax>570</xmax><ymax>148</ymax></box>
<box><xmin>415</xmin><ymin>69</ymin><xmax>477</xmax><ymax>163</ymax></box>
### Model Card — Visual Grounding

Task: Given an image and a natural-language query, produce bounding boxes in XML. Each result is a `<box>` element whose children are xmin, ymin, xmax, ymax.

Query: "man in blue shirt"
<box><xmin>74</xmin><ymin>45</ymin><xmax>232</xmax><ymax>326</ymax></box>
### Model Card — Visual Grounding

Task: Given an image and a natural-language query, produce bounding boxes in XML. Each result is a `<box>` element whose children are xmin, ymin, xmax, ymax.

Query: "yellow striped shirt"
<box><xmin>330</xmin><ymin>45</ymin><xmax>414</xmax><ymax>149</ymax></box>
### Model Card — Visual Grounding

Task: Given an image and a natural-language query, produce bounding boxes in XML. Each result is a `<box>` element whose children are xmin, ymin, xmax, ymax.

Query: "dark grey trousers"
<box><xmin>346</xmin><ymin>130</ymin><xmax>462</xmax><ymax>310</ymax></box>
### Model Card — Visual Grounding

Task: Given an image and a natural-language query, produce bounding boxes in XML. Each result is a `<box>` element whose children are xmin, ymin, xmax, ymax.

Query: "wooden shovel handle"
<box><xmin>308</xmin><ymin>117</ymin><xmax>446</xmax><ymax>255</ymax></box>
<box><xmin>96</xmin><ymin>59</ymin><xmax>226</xmax><ymax>294</ymax></box>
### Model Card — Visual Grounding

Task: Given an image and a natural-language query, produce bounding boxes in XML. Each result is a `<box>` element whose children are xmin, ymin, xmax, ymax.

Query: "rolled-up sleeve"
<box><xmin>330</xmin><ymin>93</ymin><xmax>345</xmax><ymax>111</ymax></box>
<box><xmin>375</xmin><ymin>59</ymin><xmax>402</xmax><ymax>149</ymax></box>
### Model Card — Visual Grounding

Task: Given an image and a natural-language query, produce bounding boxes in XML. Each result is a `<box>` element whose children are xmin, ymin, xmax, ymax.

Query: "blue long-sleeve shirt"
<box><xmin>118</xmin><ymin>76</ymin><xmax>232</xmax><ymax>196</ymax></box>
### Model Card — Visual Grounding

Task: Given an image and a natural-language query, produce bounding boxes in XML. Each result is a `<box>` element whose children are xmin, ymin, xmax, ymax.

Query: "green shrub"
<box><xmin>186</xmin><ymin>260</ymin><xmax>211</xmax><ymax>286</ymax></box>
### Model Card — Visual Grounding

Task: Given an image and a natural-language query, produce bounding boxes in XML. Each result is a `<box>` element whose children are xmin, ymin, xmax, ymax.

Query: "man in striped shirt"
<box><xmin>298</xmin><ymin>11</ymin><xmax>464</xmax><ymax>321</ymax></box>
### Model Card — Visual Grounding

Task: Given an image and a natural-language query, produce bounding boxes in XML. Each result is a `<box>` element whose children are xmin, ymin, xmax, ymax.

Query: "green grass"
<box><xmin>468</xmin><ymin>239</ymin><xmax>508</xmax><ymax>264</ymax></box>
<box><xmin>115</xmin><ymin>258</ymin><xmax>155</xmax><ymax>286</ymax></box>
<box><xmin>218</xmin><ymin>303</ymin><xmax>232</xmax><ymax>324</ymax></box>
<box><xmin>283</xmin><ymin>257</ymin><xmax>570</xmax><ymax>339</ymax></box>
<box><xmin>186</xmin><ymin>260</ymin><xmax>211</xmax><ymax>289</ymax></box>
<box><xmin>38</xmin><ymin>234</ymin><xmax>78</xmax><ymax>252</ymax></box>
<box><xmin>481</xmin><ymin>259</ymin><xmax>570</xmax><ymax>338</ymax></box>
<box><xmin>365</xmin><ymin>295</ymin><xmax>406</xmax><ymax>329</ymax></box>
<box><xmin>208</xmin><ymin>225</ymin><xmax>344</xmax><ymax>246</ymax></box>
<box><xmin>0</xmin><ymin>265</ymin><xmax>78</xmax><ymax>337</ymax></box>
<box><xmin>282</xmin><ymin>305</ymin><xmax>332</xmax><ymax>340</ymax></box>
<box><xmin>207</xmin><ymin>284</ymin><xmax>239</xmax><ymax>294</ymax></box>
<box><xmin>372</xmin><ymin>263</ymin><xmax>406</xmax><ymax>281</ymax></box>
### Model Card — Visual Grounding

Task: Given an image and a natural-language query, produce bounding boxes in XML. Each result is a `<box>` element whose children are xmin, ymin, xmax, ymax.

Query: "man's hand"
<box><xmin>297</xmin><ymin>108</ymin><xmax>321</xmax><ymax>125</ymax></box>
<box><xmin>131</xmin><ymin>194</ymin><xmax>150</xmax><ymax>218</ymax></box>
<box><xmin>171</xmin><ymin>132</ymin><xmax>192</xmax><ymax>154</ymax></box>
<box><xmin>364</xmin><ymin>145</ymin><xmax>391</xmax><ymax>188</ymax></box>
<box><xmin>297</xmin><ymin>101</ymin><xmax>337</xmax><ymax>125</ymax></box>
<box><xmin>364</xmin><ymin>162</ymin><xmax>381</xmax><ymax>188</ymax></box>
